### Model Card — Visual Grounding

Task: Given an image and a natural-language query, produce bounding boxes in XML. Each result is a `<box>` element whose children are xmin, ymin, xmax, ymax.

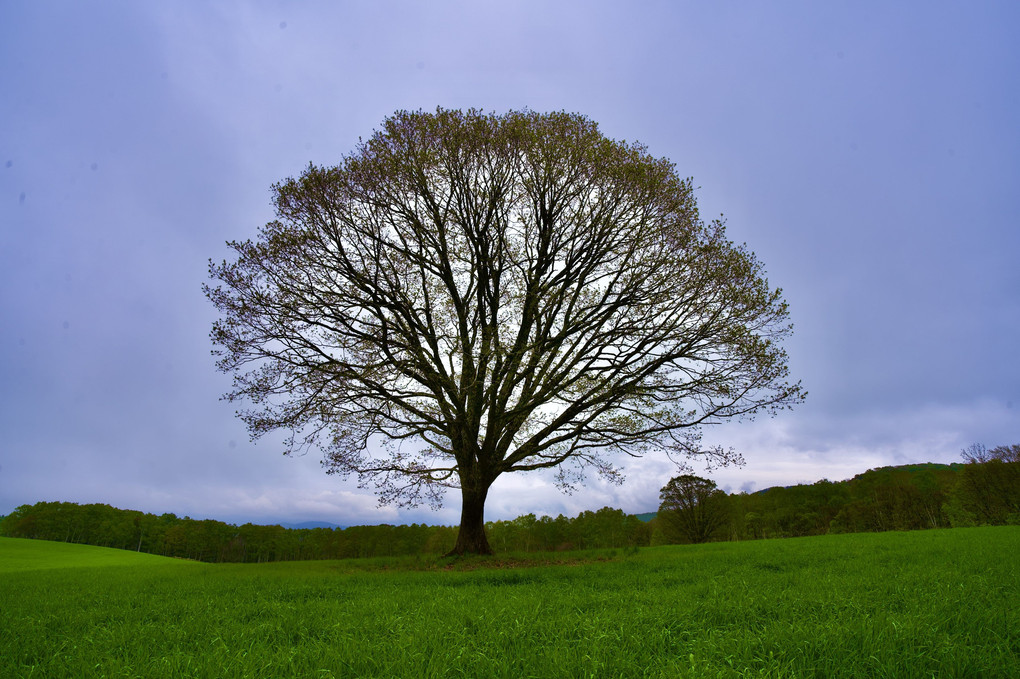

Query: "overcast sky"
<box><xmin>2</xmin><ymin>1</ymin><xmax>1017</xmax><ymax>527</ymax></box>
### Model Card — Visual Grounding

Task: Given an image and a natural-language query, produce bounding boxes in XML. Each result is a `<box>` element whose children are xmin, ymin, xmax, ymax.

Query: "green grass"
<box><xmin>0</xmin><ymin>537</ymin><xmax>199</xmax><ymax>573</ymax></box>
<box><xmin>1</xmin><ymin>528</ymin><xmax>1017</xmax><ymax>678</ymax></box>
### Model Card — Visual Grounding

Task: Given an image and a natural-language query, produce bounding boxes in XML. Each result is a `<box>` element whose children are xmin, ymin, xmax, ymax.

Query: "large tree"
<box><xmin>205</xmin><ymin>108</ymin><xmax>804</xmax><ymax>555</ymax></box>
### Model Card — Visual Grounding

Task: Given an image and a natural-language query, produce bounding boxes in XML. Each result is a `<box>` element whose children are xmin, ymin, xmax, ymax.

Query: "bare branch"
<box><xmin>206</xmin><ymin>108</ymin><xmax>805</xmax><ymax>553</ymax></box>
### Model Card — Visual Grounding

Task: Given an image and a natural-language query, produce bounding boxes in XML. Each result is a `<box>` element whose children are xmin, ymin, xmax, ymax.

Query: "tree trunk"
<box><xmin>448</xmin><ymin>482</ymin><xmax>494</xmax><ymax>556</ymax></box>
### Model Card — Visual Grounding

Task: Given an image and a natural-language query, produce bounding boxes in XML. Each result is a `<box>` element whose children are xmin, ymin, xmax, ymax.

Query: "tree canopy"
<box><xmin>205</xmin><ymin>108</ymin><xmax>804</xmax><ymax>554</ymax></box>
<box><xmin>657</xmin><ymin>474</ymin><xmax>729</xmax><ymax>544</ymax></box>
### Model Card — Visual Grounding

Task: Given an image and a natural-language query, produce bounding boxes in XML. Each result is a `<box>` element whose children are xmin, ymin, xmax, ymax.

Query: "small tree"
<box><xmin>953</xmin><ymin>443</ymin><xmax>1020</xmax><ymax>524</ymax></box>
<box><xmin>961</xmin><ymin>443</ymin><xmax>1020</xmax><ymax>464</ymax></box>
<box><xmin>206</xmin><ymin>108</ymin><xmax>804</xmax><ymax>555</ymax></box>
<box><xmin>658</xmin><ymin>474</ymin><xmax>729</xmax><ymax>544</ymax></box>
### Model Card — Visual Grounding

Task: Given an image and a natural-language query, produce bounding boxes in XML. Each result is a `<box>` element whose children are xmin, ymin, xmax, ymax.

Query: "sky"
<box><xmin>2</xmin><ymin>1</ymin><xmax>1018</xmax><ymax>528</ymax></box>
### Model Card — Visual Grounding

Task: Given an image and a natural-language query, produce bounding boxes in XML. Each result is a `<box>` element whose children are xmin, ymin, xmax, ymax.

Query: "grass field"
<box><xmin>1</xmin><ymin>528</ymin><xmax>1017</xmax><ymax>678</ymax></box>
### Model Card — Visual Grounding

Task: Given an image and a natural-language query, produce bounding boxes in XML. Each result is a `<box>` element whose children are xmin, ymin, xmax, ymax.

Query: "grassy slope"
<box><xmin>1</xmin><ymin>528</ymin><xmax>1017</xmax><ymax>678</ymax></box>
<box><xmin>0</xmin><ymin>536</ymin><xmax>197</xmax><ymax>573</ymax></box>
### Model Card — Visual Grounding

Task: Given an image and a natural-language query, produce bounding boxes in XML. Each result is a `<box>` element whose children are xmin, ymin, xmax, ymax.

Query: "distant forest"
<box><xmin>2</xmin><ymin>454</ymin><xmax>1017</xmax><ymax>563</ymax></box>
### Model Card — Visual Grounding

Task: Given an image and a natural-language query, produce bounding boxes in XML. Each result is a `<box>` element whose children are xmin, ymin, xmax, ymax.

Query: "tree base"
<box><xmin>444</xmin><ymin>543</ymin><xmax>495</xmax><ymax>558</ymax></box>
<box><xmin>450</xmin><ymin>482</ymin><xmax>494</xmax><ymax>556</ymax></box>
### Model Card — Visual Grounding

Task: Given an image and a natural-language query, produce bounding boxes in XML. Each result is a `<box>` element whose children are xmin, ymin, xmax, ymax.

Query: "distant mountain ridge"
<box><xmin>280</xmin><ymin>521</ymin><xmax>342</xmax><ymax>530</ymax></box>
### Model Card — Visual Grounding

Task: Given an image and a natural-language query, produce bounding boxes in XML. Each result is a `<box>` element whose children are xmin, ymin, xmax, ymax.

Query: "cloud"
<box><xmin>1</xmin><ymin>2</ymin><xmax>1018</xmax><ymax>527</ymax></box>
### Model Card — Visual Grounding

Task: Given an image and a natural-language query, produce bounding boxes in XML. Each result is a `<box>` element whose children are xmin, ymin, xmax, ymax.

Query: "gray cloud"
<box><xmin>2</xmin><ymin>1</ymin><xmax>1018</xmax><ymax>525</ymax></box>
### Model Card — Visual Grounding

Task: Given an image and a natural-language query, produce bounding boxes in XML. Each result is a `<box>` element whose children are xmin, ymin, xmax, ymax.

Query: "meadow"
<box><xmin>1</xmin><ymin>528</ymin><xmax>1017</xmax><ymax>678</ymax></box>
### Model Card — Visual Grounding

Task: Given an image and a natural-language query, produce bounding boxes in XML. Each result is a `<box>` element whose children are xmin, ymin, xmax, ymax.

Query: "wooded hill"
<box><xmin>2</xmin><ymin>456</ymin><xmax>1016</xmax><ymax>561</ymax></box>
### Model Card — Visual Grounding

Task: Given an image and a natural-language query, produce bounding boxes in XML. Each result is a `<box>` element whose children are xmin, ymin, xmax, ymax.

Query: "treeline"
<box><xmin>717</xmin><ymin>463</ymin><xmax>961</xmax><ymax>542</ymax></box>
<box><xmin>654</xmin><ymin>446</ymin><xmax>1020</xmax><ymax>544</ymax></box>
<box><xmin>0</xmin><ymin>502</ymin><xmax>651</xmax><ymax>563</ymax></box>
<box><xmin>3</xmin><ymin>450</ymin><xmax>1016</xmax><ymax>560</ymax></box>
